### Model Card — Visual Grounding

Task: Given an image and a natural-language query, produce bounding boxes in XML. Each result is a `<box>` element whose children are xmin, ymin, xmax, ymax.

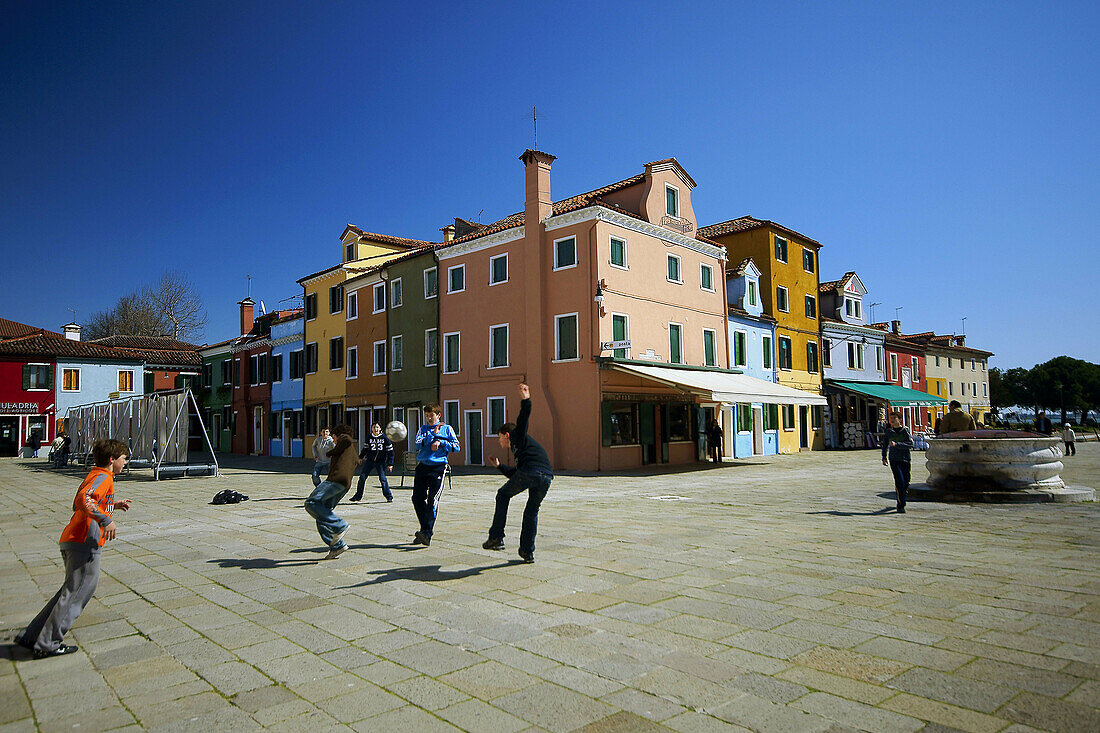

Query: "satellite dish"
<box><xmin>259</xmin><ymin>300</ymin><xmax>266</xmax><ymax>315</ymax></box>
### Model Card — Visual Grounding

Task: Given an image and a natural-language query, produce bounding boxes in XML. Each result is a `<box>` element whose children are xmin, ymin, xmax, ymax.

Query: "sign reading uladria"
<box><xmin>0</xmin><ymin>403</ymin><xmax>42</xmax><ymax>413</ymax></box>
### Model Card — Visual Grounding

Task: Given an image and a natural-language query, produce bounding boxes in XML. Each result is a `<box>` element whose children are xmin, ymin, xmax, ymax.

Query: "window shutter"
<box><xmin>22</xmin><ymin>365</ymin><xmax>30</xmax><ymax>390</ymax></box>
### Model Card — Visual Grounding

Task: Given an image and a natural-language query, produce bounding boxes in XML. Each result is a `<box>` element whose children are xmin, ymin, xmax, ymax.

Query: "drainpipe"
<box><xmin>589</xmin><ymin>220</ymin><xmax>602</xmax><ymax>472</ymax></box>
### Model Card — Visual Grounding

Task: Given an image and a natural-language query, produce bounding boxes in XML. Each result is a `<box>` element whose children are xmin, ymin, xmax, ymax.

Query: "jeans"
<box><xmin>304</xmin><ymin>480</ymin><xmax>349</xmax><ymax>549</ymax></box>
<box><xmin>19</xmin><ymin>546</ymin><xmax>101</xmax><ymax>653</ymax></box>
<box><xmin>412</xmin><ymin>463</ymin><xmax>447</xmax><ymax>537</ymax></box>
<box><xmin>487</xmin><ymin>471</ymin><xmax>551</xmax><ymax>554</ymax></box>
<box><xmin>352</xmin><ymin>461</ymin><xmax>391</xmax><ymax>501</ymax></box>
<box><xmin>311</xmin><ymin>461</ymin><xmax>329</xmax><ymax>487</ymax></box>
<box><xmin>1065</xmin><ymin>441</ymin><xmax>1076</xmax><ymax>456</ymax></box>
<box><xmin>889</xmin><ymin>460</ymin><xmax>910</xmax><ymax>506</ymax></box>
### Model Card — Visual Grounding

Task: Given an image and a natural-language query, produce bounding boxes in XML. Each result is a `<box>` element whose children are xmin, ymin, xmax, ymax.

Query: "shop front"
<box><xmin>0</xmin><ymin>359</ymin><xmax>56</xmax><ymax>457</ymax></box>
<box><xmin>825</xmin><ymin>379</ymin><xmax>947</xmax><ymax>449</ymax></box>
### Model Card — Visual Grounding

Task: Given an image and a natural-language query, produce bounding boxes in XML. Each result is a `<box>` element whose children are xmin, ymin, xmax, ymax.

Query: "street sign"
<box><xmin>600</xmin><ymin>340</ymin><xmax>631</xmax><ymax>351</ymax></box>
<box><xmin>108</xmin><ymin>392</ymin><xmax>120</xmax><ymax>400</ymax></box>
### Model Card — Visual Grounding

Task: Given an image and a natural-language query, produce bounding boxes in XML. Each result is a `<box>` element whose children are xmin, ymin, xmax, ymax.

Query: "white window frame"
<box><xmin>424</xmin><ymin>328</ymin><xmax>438</xmax><ymax>367</ymax></box>
<box><xmin>390</xmin><ymin>277</ymin><xmax>403</xmax><ymax>308</ymax></box>
<box><xmin>804</xmin><ymin>294</ymin><xmax>816</xmax><ymax>319</ymax></box>
<box><xmin>423</xmin><ymin>267</ymin><xmax>438</xmax><ymax>299</ymax></box>
<box><xmin>442</xmin><ymin>331</ymin><xmax>461</xmax><ymax>374</ymax></box>
<box><xmin>762</xmin><ymin>335</ymin><xmax>773</xmax><ymax>370</ymax></box>
<box><xmin>912</xmin><ymin>357</ymin><xmax>920</xmax><ymax>379</ymax></box>
<box><xmin>391</xmin><ymin>335</ymin><xmax>403</xmax><ymax>372</ymax></box>
<box><xmin>665</xmin><ymin>183</ymin><xmax>680</xmax><ymax>217</ymax></box>
<box><xmin>747</xmin><ymin>280</ymin><xmax>758</xmax><ymax>307</ymax></box>
<box><xmin>346</xmin><ymin>346</ymin><xmax>358</xmax><ymax>379</ymax></box>
<box><xmin>489</xmin><ymin>253</ymin><xmax>509</xmax><ymax>286</ymax></box>
<box><xmin>609</xmin><ymin>235</ymin><xmax>628</xmax><ymax>270</ymax></box>
<box><xmin>668</xmin><ymin>322</ymin><xmax>684</xmax><ymax>365</ymax></box>
<box><xmin>488</xmin><ymin>323</ymin><xmax>509</xmax><ymax>369</ymax></box>
<box><xmin>889</xmin><ymin>353</ymin><xmax>899</xmax><ymax>381</ymax></box>
<box><xmin>774</xmin><ymin>235</ymin><xmax>788</xmax><ymax>263</ymax></box>
<box><xmin>667</xmin><ymin>254</ymin><xmax>682</xmax><ymax>284</ymax></box>
<box><xmin>118</xmin><ymin>369</ymin><xmax>136</xmax><ymax>393</ymax></box>
<box><xmin>443</xmin><ymin>400</ymin><xmax>460</xmax><ymax>435</ymax></box>
<box><xmin>776</xmin><ymin>285</ymin><xmax>789</xmax><ymax>313</ymax></box>
<box><xmin>802</xmin><ymin>247</ymin><xmax>815</xmax><ymax>273</ymax></box>
<box><xmin>876</xmin><ymin>346</ymin><xmax>885</xmax><ymax>372</ymax></box>
<box><xmin>553</xmin><ymin>236</ymin><xmax>577</xmax><ymax>271</ymax></box>
<box><xmin>372</xmin><ymin>283</ymin><xmax>386</xmax><ymax>314</ymax></box>
<box><xmin>733</xmin><ymin>329</ymin><xmax>748</xmax><ymax>368</ymax></box>
<box><xmin>346</xmin><ymin>291</ymin><xmax>358</xmax><ymax>321</ymax></box>
<box><xmin>373</xmin><ymin>340</ymin><xmax>386</xmax><ymax>376</ymax></box>
<box><xmin>553</xmin><ymin>313</ymin><xmax>580</xmax><ymax>362</ymax></box>
<box><xmin>700</xmin><ymin>263</ymin><xmax>715</xmax><ymax>292</ymax></box>
<box><xmin>487</xmin><ymin>396</ymin><xmax>506</xmax><ymax>436</ymax></box>
<box><xmin>447</xmin><ymin>264</ymin><xmax>466</xmax><ymax>294</ymax></box>
<box><xmin>703</xmin><ymin>328</ymin><xmax>718</xmax><ymax>367</ymax></box>
<box><xmin>393</xmin><ymin>406</ymin><xmax>405</xmax><ymax>427</ymax></box>
<box><xmin>61</xmin><ymin>367</ymin><xmax>81</xmax><ymax>392</ymax></box>
<box><xmin>778</xmin><ymin>336</ymin><xmax>792</xmax><ymax>371</ymax></box>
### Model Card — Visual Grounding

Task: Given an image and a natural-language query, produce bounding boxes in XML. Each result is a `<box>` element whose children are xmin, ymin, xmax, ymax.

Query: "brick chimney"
<box><xmin>891</xmin><ymin>319</ymin><xmax>901</xmax><ymax>334</ymax></box>
<box><xmin>955</xmin><ymin>335</ymin><xmax>966</xmax><ymax>346</ymax></box>
<box><xmin>520</xmin><ymin>149</ymin><xmax>556</xmax><ymax>226</ymax></box>
<box><xmin>238</xmin><ymin>297</ymin><xmax>255</xmax><ymax>335</ymax></box>
<box><xmin>62</xmin><ymin>323</ymin><xmax>81</xmax><ymax>341</ymax></box>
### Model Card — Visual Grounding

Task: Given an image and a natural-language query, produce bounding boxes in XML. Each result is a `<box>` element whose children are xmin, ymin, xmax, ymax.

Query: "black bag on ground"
<box><xmin>211</xmin><ymin>490</ymin><xmax>250</xmax><ymax>505</ymax></box>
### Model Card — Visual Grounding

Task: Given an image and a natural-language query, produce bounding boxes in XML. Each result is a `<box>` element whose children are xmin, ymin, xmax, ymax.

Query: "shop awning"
<box><xmin>608</xmin><ymin>362</ymin><xmax>827</xmax><ymax>406</ymax></box>
<box><xmin>828</xmin><ymin>380</ymin><xmax>948</xmax><ymax>407</ymax></box>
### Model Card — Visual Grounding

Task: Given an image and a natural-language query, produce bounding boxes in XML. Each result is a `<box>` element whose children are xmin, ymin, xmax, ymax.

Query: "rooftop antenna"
<box><xmin>894</xmin><ymin>306</ymin><xmax>903</xmax><ymax>321</ymax></box>
<box><xmin>869</xmin><ymin>301</ymin><xmax>882</xmax><ymax>323</ymax></box>
<box><xmin>246</xmin><ymin>275</ymin><xmax>251</xmax><ymax>299</ymax></box>
<box><xmin>532</xmin><ymin>106</ymin><xmax>538</xmax><ymax>149</ymax></box>
<box><xmin>961</xmin><ymin>316</ymin><xmax>967</xmax><ymax>335</ymax></box>
<box><xmin>67</xmin><ymin>307</ymin><xmax>77</xmax><ymax>324</ymax></box>
<box><xmin>477</xmin><ymin>208</ymin><xmax>484</xmax><ymax>223</ymax></box>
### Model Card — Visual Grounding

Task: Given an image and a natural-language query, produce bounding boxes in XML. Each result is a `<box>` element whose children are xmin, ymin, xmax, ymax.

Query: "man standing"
<box><xmin>483</xmin><ymin>383</ymin><xmax>553</xmax><ymax>564</ymax></box>
<box><xmin>1035</xmin><ymin>411</ymin><xmax>1053</xmax><ymax>436</ymax></box>
<box><xmin>939</xmin><ymin>400</ymin><xmax>976</xmax><ymax>434</ymax></box>
<box><xmin>310</xmin><ymin>427</ymin><xmax>334</xmax><ymax>487</ymax></box>
<box><xmin>1062</xmin><ymin>423</ymin><xmax>1076</xmax><ymax>456</ymax></box>
<box><xmin>410</xmin><ymin>405</ymin><xmax>459</xmax><ymax>546</ymax></box>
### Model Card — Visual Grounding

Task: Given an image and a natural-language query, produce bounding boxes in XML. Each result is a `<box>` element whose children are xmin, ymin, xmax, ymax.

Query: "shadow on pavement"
<box><xmin>289</xmin><ymin>543</ymin><xmax>423</xmax><ymax>554</ymax></box>
<box><xmin>806</xmin><ymin>507</ymin><xmax>897</xmax><ymax>517</ymax></box>
<box><xmin>207</xmin><ymin>557</ymin><xmax>319</xmax><ymax>569</ymax></box>
<box><xmin>339</xmin><ymin>561</ymin><xmax>522</xmax><ymax>588</ymax></box>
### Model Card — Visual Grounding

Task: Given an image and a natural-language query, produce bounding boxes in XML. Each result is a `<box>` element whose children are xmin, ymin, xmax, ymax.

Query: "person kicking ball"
<box><xmin>304</xmin><ymin>424</ymin><xmax>359</xmax><ymax>559</ymax></box>
<box><xmin>483</xmin><ymin>383</ymin><xmax>553</xmax><ymax>563</ymax></box>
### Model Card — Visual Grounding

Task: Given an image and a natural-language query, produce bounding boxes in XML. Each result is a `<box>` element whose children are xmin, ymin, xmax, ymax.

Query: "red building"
<box><xmin>230</xmin><ymin>298</ymin><xmax>275</xmax><ymax>455</ymax></box>
<box><xmin>877</xmin><ymin>321</ymin><xmax>931</xmax><ymax>431</ymax></box>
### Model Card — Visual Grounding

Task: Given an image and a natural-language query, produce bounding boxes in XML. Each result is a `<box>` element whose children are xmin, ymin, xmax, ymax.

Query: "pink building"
<box><xmin>437</xmin><ymin>151</ymin><xmax>732</xmax><ymax>471</ymax></box>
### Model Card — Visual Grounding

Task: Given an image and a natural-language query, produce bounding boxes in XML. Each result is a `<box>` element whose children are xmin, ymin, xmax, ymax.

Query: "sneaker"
<box><xmin>518</xmin><ymin>550</ymin><xmax>534</xmax><ymax>564</ymax></box>
<box><xmin>385</xmin><ymin>495</ymin><xmax>393</xmax><ymax>503</ymax></box>
<box><xmin>331</xmin><ymin>526</ymin><xmax>349</xmax><ymax>547</ymax></box>
<box><xmin>324</xmin><ymin>546</ymin><xmax>346</xmax><ymax>560</ymax></box>
<box><xmin>897</xmin><ymin>505</ymin><xmax>906</xmax><ymax>514</ymax></box>
<box><xmin>483</xmin><ymin>537</ymin><xmax>504</xmax><ymax>551</ymax></box>
<box><xmin>349</xmin><ymin>495</ymin><xmax>362</xmax><ymax>502</ymax></box>
<box><xmin>412</xmin><ymin>531</ymin><xmax>431</xmax><ymax>546</ymax></box>
<box><xmin>33</xmin><ymin>644</ymin><xmax>78</xmax><ymax>659</ymax></box>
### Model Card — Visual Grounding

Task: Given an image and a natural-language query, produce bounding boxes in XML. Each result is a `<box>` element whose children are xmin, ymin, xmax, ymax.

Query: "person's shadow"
<box><xmin>209</xmin><ymin>542</ymin><xmax>428</xmax><ymax>570</ymax></box>
<box><xmin>339</xmin><ymin>561</ymin><xmax>521</xmax><ymax>588</ymax></box>
<box><xmin>805</xmin><ymin>507</ymin><xmax>897</xmax><ymax>517</ymax></box>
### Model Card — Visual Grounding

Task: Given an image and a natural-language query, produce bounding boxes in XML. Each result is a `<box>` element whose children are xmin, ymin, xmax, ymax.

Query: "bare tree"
<box><xmin>84</xmin><ymin>271</ymin><xmax>207</xmax><ymax>342</ymax></box>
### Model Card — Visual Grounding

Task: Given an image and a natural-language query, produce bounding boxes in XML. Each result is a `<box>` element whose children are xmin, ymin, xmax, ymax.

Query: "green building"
<box><xmin>383</xmin><ymin>247</ymin><xmax>441</xmax><ymax>439</ymax></box>
<box><xmin>198</xmin><ymin>338</ymin><xmax>238</xmax><ymax>452</ymax></box>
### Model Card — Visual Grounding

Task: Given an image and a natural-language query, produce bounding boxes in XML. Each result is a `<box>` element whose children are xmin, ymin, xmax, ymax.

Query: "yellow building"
<box><xmin>698</xmin><ymin>217</ymin><xmax>824</xmax><ymax>452</ymax></box>
<box><xmin>298</xmin><ymin>226</ymin><xmax>431</xmax><ymax>450</ymax></box>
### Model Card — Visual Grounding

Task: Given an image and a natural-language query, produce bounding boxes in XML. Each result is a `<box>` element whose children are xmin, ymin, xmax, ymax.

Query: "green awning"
<box><xmin>828</xmin><ymin>380</ymin><xmax>948</xmax><ymax>407</ymax></box>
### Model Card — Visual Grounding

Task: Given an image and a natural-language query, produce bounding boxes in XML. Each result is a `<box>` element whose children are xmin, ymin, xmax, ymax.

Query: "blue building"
<box><xmin>268</xmin><ymin>311</ymin><xmax>305</xmax><ymax>458</ymax></box>
<box><xmin>724</xmin><ymin>258</ymin><xmax>780</xmax><ymax>458</ymax></box>
<box><xmin>53</xmin><ymin>324</ymin><xmax>146</xmax><ymax>424</ymax></box>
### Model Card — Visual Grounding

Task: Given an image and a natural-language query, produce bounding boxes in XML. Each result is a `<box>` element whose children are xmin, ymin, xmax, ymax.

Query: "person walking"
<box><xmin>351</xmin><ymin>423</ymin><xmax>394</xmax><ymax>502</ymax></box>
<box><xmin>15</xmin><ymin>439</ymin><xmax>132</xmax><ymax>658</ymax></box>
<box><xmin>483</xmin><ymin>383</ymin><xmax>554</xmax><ymax>564</ymax></box>
<box><xmin>707</xmin><ymin>418</ymin><xmax>724</xmax><ymax>463</ymax></box>
<box><xmin>881</xmin><ymin>410</ymin><xmax>913</xmax><ymax>513</ymax></box>
<box><xmin>28</xmin><ymin>429</ymin><xmax>42</xmax><ymax>458</ymax></box>
<box><xmin>310</xmin><ymin>427</ymin><xmax>334</xmax><ymax>487</ymax></box>
<box><xmin>1062</xmin><ymin>423</ymin><xmax>1076</xmax><ymax>456</ymax></box>
<box><xmin>303</xmin><ymin>424</ymin><xmax>358</xmax><ymax>560</ymax></box>
<box><xmin>410</xmin><ymin>404</ymin><xmax>459</xmax><ymax>546</ymax></box>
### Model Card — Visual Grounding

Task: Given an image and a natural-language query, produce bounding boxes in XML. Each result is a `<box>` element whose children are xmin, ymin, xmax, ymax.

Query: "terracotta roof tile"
<box><xmin>728</xmin><ymin>305</ymin><xmax>777</xmax><ymax>323</ymax></box>
<box><xmin>698</xmin><ymin>216</ymin><xmax>823</xmax><ymax>248</ymax></box>
<box><xmin>818</xmin><ymin>271</ymin><xmax>857</xmax><ymax>293</ymax></box>
<box><xmin>0</xmin><ymin>332</ymin><xmax>143</xmax><ymax>361</ymax></box>
<box><xmin>0</xmin><ymin>317</ymin><xmax>47</xmax><ymax>339</ymax></box>
<box><xmin>343</xmin><ymin>226</ymin><xmax>436</xmax><ymax>249</ymax></box>
<box><xmin>726</xmin><ymin>257</ymin><xmax>755</xmax><ymax>277</ymax></box>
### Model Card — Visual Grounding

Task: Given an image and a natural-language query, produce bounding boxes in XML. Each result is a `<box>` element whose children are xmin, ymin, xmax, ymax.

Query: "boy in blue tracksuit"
<box><xmin>410</xmin><ymin>403</ymin><xmax>459</xmax><ymax>546</ymax></box>
<box><xmin>881</xmin><ymin>410</ymin><xmax>913</xmax><ymax>513</ymax></box>
<box><xmin>351</xmin><ymin>423</ymin><xmax>394</xmax><ymax>502</ymax></box>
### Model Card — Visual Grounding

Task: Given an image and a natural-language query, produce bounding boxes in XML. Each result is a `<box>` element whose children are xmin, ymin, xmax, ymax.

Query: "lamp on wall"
<box><xmin>594</xmin><ymin>280</ymin><xmax>606</xmax><ymax>317</ymax></box>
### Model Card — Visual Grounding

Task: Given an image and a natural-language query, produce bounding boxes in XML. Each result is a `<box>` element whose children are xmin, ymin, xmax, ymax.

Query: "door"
<box><xmin>799</xmin><ymin>406</ymin><xmax>809</xmax><ymax>449</ymax></box>
<box><xmin>464</xmin><ymin>411</ymin><xmax>482</xmax><ymax>465</ymax></box>
<box><xmin>253</xmin><ymin>406</ymin><xmax>263</xmax><ymax>455</ymax></box>
<box><xmin>901</xmin><ymin>367</ymin><xmax>912</xmax><ymax>389</ymax></box>
<box><xmin>0</xmin><ymin>417</ymin><xmax>17</xmax><ymax>457</ymax></box>
<box><xmin>283</xmin><ymin>412</ymin><xmax>293</xmax><ymax>456</ymax></box>
<box><xmin>753</xmin><ymin>407</ymin><xmax>764</xmax><ymax>455</ymax></box>
<box><xmin>640</xmin><ymin>404</ymin><xmax>656</xmax><ymax>464</ymax></box>
<box><xmin>211</xmin><ymin>413</ymin><xmax>222</xmax><ymax>451</ymax></box>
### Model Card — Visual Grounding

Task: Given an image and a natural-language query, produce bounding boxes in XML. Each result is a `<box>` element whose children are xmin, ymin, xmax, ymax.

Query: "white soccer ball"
<box><xmin>385</xmin><ymin>420</ymin><xmax>408</xmax><ymax>442</ymax></box>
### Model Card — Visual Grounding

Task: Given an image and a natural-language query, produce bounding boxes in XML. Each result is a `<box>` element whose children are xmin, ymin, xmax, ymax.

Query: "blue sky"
<box><xmin>2</xmin><ymin>1</ymin><xmax>1097</xmax><ymax>368</ymax></box>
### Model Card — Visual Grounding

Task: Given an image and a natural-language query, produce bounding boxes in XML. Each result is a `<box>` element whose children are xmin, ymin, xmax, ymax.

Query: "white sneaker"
<box><xmin>331</xmin><ymin>526</ymin><xmax>349</xmax><ymax>547</ymax></box>
<box><xmin>324</xmin><ymin>546</ymin><xmax>346</xmax><ymax>560</ymax></box>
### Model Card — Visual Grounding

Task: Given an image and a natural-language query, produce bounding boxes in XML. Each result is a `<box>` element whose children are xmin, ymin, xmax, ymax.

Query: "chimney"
<box><xmin>520</xmin><ymin>149</ymin><xmax>556</xmax><ymax>226</ymax></box>
<box><xmin>62</xmin><ymin>323</ymin><xmax>81</xmax><ymax>341</ymax></box>
<box><xmin>440</xmin><ymin>224</ymin><xmax>455</xmax><ymax>243</ymax></box>
<box><xmin>955</xmin><ymin>335</ymin><xmax>966</xmax><ymax>346</ymax></box>
<box><xmin>891</xmin><ymin>319</ymin><xmax>901</xmax><ymax>334</ymax></box>
<box><xmin>238</xmin><ymin>297</ymin><xmax>255</xmax><ymax>335</ymax></box>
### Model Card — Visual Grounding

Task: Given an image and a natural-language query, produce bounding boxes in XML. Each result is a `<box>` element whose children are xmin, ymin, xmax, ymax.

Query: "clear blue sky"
<box><xmin>2</xmin><ymin>1</ymin><xmax>1097</xmax><ymax>368</ymax></box>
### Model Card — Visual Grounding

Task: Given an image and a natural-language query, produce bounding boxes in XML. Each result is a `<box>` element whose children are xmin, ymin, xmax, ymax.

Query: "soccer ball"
<box><xmin>385</xmin><ymin>420</ymin><xmax>408</xmax><ymax>442</ymax></box>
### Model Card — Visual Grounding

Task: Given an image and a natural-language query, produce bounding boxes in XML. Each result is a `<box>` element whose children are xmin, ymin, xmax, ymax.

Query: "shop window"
<box><xmin>601</xmin><ymin>402</ymin><xmax>639</xmax><ymax>446</ymax></box>
<box><xmin>668</xmin><ymin>404</ymin><xmax>692</xmax><ymax>442</ymax></box>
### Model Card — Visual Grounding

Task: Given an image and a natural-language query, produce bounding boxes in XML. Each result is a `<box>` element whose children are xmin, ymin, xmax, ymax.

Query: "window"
<box><xmin>983</xmin><ymin>382</ymin><xmax>987</xmax><ymax>396</ymax></box>
<box><xmin>220</xmin><ymin>360</ymin><xmax>231</xmax><ymax>384</ymax></box>
<box><xmin>812</xmin><ymin>406</ymin><xmax>823</xmax><ymax>429</ymax></box>
<box><xmin>807</xmin><ymin>342</ymin><xmax>819</xmax><ymax>373</ymax></box>
<box><xmin>270</xmin><ymin>410</ymin><xmax>283</xmax><ymax>439</ymax></box>
<box><xmin>248</xmin><ymin>355</ymin><xmax>258</xmax><ymax>385</ymax></box>
<box><xmin>305</xmin><ymin>406</ymin><xmax>317</xmax><ymax>435</ymax></box>
<box><xmin>346</xmin><ymin>347</ymin><xmax>358</xmax><ymax>379</ymax></box>
<box><xmin>554</xmin><ymin>236</ymin><xmax>577</xmax><ymax>270</ymax></box>
<box><xmin>668</xmin><ymin>323</ymin><xmax>683</xmax><ymax>364</ymax></box>
<box><xmin>971</xmin><ymin>359</ymin><xmax>976</xmax><ymax>371</ymax></box>
<box><xmin>935</xmin><ymin>355</ymin><xmax>941</xmax><ymax>367</ymax></box>
<box><xmin>949</xmin><ymin>381</ymin><xmax>954</xmax><ymax>395</ymax></box>
<box><xmin>774</xmin><ymin>236</ymin><xmax>788</xmax><ymax>263</ymax></box>
<box><xmin>289</xmin><ymin>350</ymin><xmax>304</xmax><ymax>379</ymax></box>
<box><xmin>329</xmin><ymin>337</ymin><xmax>344</xmax><ymax>370</ymax></box>
<box><xmin>802</xmin><ymin>248</ymin><xmax>815</xmax><ymax>273</ymax></box>
<box><xmin>612</xmin><ymin>313</ymin><xmax>629</xmax><ymax>359</ymax></box>
<box><xmin>947</xmin><ymin>357</ymin><xmax>953</xmax><ymax>368</ymax></box>
<box><xmin>305</xmin><ymin>293</ymin><xmax>317</xmax><ymax>320</ymax></box>
<box><xmin>972</xmin><ymin>382</ymin><xmax>978</xmax><ymax>396</ymax></box>
<box><xmin>805</xmin><ymin>295</ymin><xmax>817</xmax><ymax>319</ymax></box>
<box><xmin>448</xmin><ymin>265</ymin><xmax>465</xmax><ymax>293</ymax></box>
<box><xmin>424</xmin><ymin>328</ymin><xmax>438</xmax><ymax>367</ymax></box>
<box><xmin>703</xmin><ymin>329</ymin><xmax>718</xmax><ymax>367</ymax></box>
<box><xmin>489</xmin><ymin>254</ymin><xmax>508</xmax><ymax>285</ymax></box>
<box><xmin>782</xmin><ymin>404</ymin><xmax>795</xmax><ymax>430</ymax></box>
<box><xmin>847</xmin><ymin>342</ymin><xmax>864</xmax><ymax>370</ymax></box>
<box><xmin>488</xmin><ymin>397</ymin><xmax>506</xmax><ymax>434</ymax></box>
<box><xmin>981</xmin><ymin>360</ymin><xmax>986</xmax><ymax>371</ymax></box>
<box><xmin>489</xmin><ymin>324</ymin><xmax>509</xmax><ymax>368</ymax></box>
<box><xmin>962</xmin><ymin>382</ymin><xmax>967</xmax><ymax>395</ymax></box>
<box><xmin>738</xmin><ymin>404</ymin><xmax>753</xmax><ymax>433</ymax></box>
<box><xmin>822</xmin><ymin>338</ymin><xmax>832</xmax><ymax>368</ymax></box>
<box><xmin>345</xmin><ymin>241</ymin><xmax>354</xmax><ymax>262</ymax></box>
<box><xmin>700</xmin><ymin>264</ymin><xmax>714</xmax><ymax>291</ymax></box>
<box><xmin>233</xmin><ymin>359</ymin><xmax>240</xmax><ymax>386</ymax></box>
<box><xmin>665</xmin><ymin>184</ymin><xmax>680</xmax><ymax>217</ymax></box>
<box><xmin>118</xmin><ymin>370</ymin><xmax>135</xmax><ymax>393</ymax></box>
<box><xmin>889</xmin><ymin>353</ymin><xmax>899</xmax><ymax>381</ymax></box>
<box><xmin>390</xmin><ymin>278</ymin><xmax>403</xmax><ymax>308</ymax></box>
<box><xmin>444</xmin><ymin>401</ymin><xmax>460</xmax><ymax>435</ymax></box>
<box><xmin>936</xmin><ymin>382</ymin><xmax>941</xmax><ymax>395</ymax></box>
<box><xmin>776</xmin><ymin>286</ymin><xmax>789</xmax><ymax>313</ymax></box>
<box><xmin>733</xmin><ymin>330</ymin><xmax>747</xmax><ymax>367</ymax></box>
<box><xmin>748</xmin><ymin>280</ymin><xmax>758</xmax><ymax>307</ymax></box>
<box><xmin>373</xmin><ymin>283</ymin><xmax>386</xmax><ymax>313</ymax></box>
<box><xmin>201</xmin><ymin>362</ymin><xmax>213</xmax><ymax>387</ymax></box>
<box><xmin>876</xmin><ymin>346</ymin><xmax>884</xmax><ymax>372</ymax></box>
<box><xmin>329</xmin><ymin>284</ymin><xmax>344</xmax><ymax>314</ymax></box>
<box><xmin>667</xmin><ymin>254</ymin><xmax>682</xmax><ymax>283</ymax></box>
<box><xmin>763</xmin><ymin>403</ymin><xmax>779</xmax><ymax>431</ymax></box>
<box><xmin>602</xmin><ymin>402</ymin><xmax>639</xmax><ymax>446</ymax></box>
<box><xmin>610</xmin><ymin>236</ymin><xmax>627</xmax><ymax>268</ymax></box>
<box><xmin>391</xmin><ymin>335</ymin><xmax>403</xmax><ymax>371</ymax></box>
<box><xmin>62</xmin><ymin>368</ymin><xmax>80</xmax><ymax>392</ymax></box>
<box><xmin>912</xmin><ymin>357</ymin><xmax>920</xmax><ymax>379</ymax></box>
<box><xmin>270</xmin><ymin>354</ymin><xmax>283</xmax><ymax>383</ymax></box>
<box><xmin>443</xmin><ymin>332</ymin><xmax>460</xmax><ymax>373</ymax></box>
<box><xmin>762</xmin><ymin>335</ymin><xmax>773</xmax><ymax>369</ymax></box>
<box><xmin>555</xmin><ymin>314</ymin><xmax>579</xmax><ymax>361</ymax></box>
<box><xmin>345</xmin><ymin>291</ymin><xmax>358</xmax><ymax>320</ymax></box>
<box><xmin>424</xmin><ymin>267</ymin><xmax>438</xmax><ymax>299</ymax></box>
<box><xmin>373</xmin><ymin>341</ymin><xmax>386</xmax><ymax>375</ymax></box>
<box><xmin>393</xmin><ymin>407</ymin><xmax>404</xmax><ymax>428</ymax></box>
<box><xmin>778</xmin><ymin>336</ymin><xmax>792</xmax><ymax>370</ymax></box>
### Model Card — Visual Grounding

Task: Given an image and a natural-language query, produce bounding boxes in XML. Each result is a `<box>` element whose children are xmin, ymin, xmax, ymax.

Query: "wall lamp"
<box><xmin>594</xmin><ymin>279</ymin><xmax>606</xmax><ymax>317</ymax></box>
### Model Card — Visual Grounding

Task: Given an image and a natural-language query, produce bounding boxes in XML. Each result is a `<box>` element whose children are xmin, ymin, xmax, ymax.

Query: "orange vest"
<box><xmin>59</xmin><ymin>468</ymin><xmax>115</xmax><ymax>548</ymax></box>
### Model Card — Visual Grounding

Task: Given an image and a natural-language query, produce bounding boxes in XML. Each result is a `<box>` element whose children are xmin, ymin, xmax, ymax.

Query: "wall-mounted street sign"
<box><xmin>600</xmin><ymin>340</ymin><xmax>631</xmax><ymax>351</ymax></box>
<box><xmin>108</xmin><ymin>392</ymin><xmax>120</xmax><ymax>400</ymax></box>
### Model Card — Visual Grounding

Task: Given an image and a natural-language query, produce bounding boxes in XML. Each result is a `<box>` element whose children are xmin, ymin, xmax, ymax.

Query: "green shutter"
<box><xmin>22</xmin><ymin>365</ymin><xmax>30</xmax><ymax>390</ymax></box>
<box><xmin>601</xmin><ymin>402</ymin><xmax>614</xmax><ymax>447</ymax></box>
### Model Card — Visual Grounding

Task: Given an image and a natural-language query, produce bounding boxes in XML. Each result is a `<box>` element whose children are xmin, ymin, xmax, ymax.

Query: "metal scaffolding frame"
<box><xmin>63</xmin><ymin>389</ymin><xmax>219</xmax><ymax>480</ymax></box>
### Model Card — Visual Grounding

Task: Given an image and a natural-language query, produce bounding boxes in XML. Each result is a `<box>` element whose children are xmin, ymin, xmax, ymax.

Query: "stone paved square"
<box><xmin>2</xmin><ymin>445</ymin><xmax>1098</xmax><ymax>731</ymax></box>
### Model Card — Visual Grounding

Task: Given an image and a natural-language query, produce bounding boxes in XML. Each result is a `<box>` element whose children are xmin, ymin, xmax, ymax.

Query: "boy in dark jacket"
<box><xmin>351</xmin><ymin>423</ymin><xmax>394</xmax><ymax>502</ymax></box>
<box><xmin>881</xmin><ymin>410</ymin><xmax>913</xmax><ymax>513</ymax></box>
<box><xmin>304</xmin><ymin>424</ymin><xmax>359</xmax><ymax>559</ymax></box>
<box><xmin>483</xmin><ymin>383</ymin><xmax>553</xmax><ymax>563</ymax></box>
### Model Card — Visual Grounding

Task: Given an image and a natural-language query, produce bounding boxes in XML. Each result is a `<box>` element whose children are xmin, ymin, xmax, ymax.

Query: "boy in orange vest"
<box><xmin>15</xmin><ymin>439</ymin><xmax>132</xmax><ymax>658</ymax></box>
